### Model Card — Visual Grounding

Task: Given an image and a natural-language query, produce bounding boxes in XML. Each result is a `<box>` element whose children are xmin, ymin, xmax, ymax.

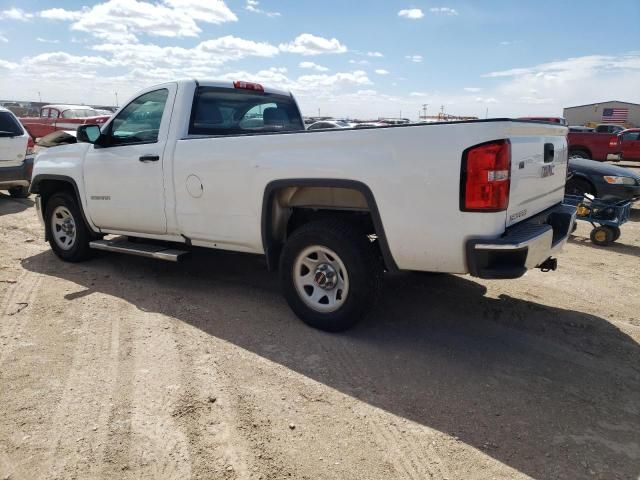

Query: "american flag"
<box><xmin>601</xmin><ymin>108</ymin><xmax>628</xmax><ymax>123</ymax></box>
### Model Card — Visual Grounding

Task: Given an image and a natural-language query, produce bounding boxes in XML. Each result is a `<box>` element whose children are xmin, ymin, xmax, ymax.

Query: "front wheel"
<box><xmin>280</xmin><ymin>219</ymin><xmax>383</xmax><ymax>332</ymax></box>
<box><xmin>45</xmin><ymin>192</ymin><xmax>95</xmax><ymax>262</ymax></box>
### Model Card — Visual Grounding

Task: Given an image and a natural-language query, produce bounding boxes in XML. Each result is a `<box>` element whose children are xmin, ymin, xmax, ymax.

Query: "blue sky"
<box><xmin>0</xmin><ymin>0</ymin><xmax>639</xmax><ymax>119</ymax></box>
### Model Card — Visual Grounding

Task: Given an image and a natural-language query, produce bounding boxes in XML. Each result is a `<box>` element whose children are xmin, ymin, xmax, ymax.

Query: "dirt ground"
<box><xmin>1</xmin><ymin>171</ymin><xmax>639</xmax><ymax>480</ymax></box>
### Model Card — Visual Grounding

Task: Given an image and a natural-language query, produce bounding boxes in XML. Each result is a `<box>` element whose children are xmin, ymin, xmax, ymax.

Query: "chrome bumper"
<box><xmin>466</xmin><ymin>203</ymin><xmax>577</xmax><ymax>279</ymax></box>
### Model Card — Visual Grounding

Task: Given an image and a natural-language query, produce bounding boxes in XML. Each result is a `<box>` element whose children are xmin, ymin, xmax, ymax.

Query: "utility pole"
<box><xmin>115</xmin><ymin>92</ymin><xmax>119</xmax><ymax>107</ymax></box>
<box><xmin>318</xmin><ymin>108</ymin><xmax>320</xmax><ymax>117</ymax></box>
<box><xmin>485</xmin><ymin>107</ymin><xmax>489</xmax><ymax>119</ymax></box>
<box><xmin>422</xmin><ymin>104</ymin><xmax>428</xmax><ymax>119</ymax></box>
<box><xmin>37</xmin><ymin>91</ymin><xmax>42</xmax><ymax>103</ymax></box>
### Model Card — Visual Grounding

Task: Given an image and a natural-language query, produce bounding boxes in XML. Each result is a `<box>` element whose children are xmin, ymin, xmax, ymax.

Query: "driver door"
<box><xmin>84</xmin><ymin>84</ymin><xmax>176</xmax><ymax>234</ymax></box>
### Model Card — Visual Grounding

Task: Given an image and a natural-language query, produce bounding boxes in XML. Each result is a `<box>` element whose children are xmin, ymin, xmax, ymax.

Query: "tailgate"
<box><xmin>506</xmin><ymin>127</ymin><xmax>568</xmax><ymax>227</ymax></box>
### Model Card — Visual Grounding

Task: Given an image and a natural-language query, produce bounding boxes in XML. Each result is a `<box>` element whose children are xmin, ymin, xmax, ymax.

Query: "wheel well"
<box><xmin>262</xmin><ymin>182</ymin><xmax>397</xmax><ymax>272</ymax></box>
<box><xmin>569</xmin><ymin>145</ymin><xmax>592</xmax><ymax>157</ymax></box>
<box><xmin>33</xmin><ymin>179</ymin><xmax>77</xmax><ymax>213</ymax></box>
<box><xmin>567</xmin><ymin>175</ymin><xmax>597</xmax><ymax>195</ymax></box>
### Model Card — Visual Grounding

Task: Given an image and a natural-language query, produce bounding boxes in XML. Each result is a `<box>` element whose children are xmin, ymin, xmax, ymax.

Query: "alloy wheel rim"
<box><xmin>293</xmin><ymin>245</ymin><xmax>349</xmax><ymax>313</ymax></box>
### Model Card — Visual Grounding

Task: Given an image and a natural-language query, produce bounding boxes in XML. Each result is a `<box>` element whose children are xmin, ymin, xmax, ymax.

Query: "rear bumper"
<box><xmin>466</xmin><ymin>203</ymin><xmax>577</xmax><ymax>279</ymax></box>
<box><xmin>0</xmin><ymin>156</ymin><xmax>33</xmax><ymax>189</ymax></box>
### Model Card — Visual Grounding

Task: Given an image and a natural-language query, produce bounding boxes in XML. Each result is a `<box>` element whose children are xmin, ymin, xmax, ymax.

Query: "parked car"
<box><xmin>0</xmin><ymin>107</ymin><xmax>33</xmax><ymax>198</ymax></box>
<box><xmin>33</xmin><ymin>130</ymin><xmax>77</xmax><ymax>153</ymax></box>
<box><xmin>567</xmin><ymin>130</ymin><xmax>620</xmax><ymax>161</ymax></box>
<box><xmin>20</xmin><ymin>104</ymin><xmax>111</xmax><ymax>139</ymax></box>
<box><xmin>306</xmin><ymin>120</ymin><xmax>353</xmax><ymax>130</ymax></box>
<box><xmin>31</xmin><ymin>79</ymin><xmax>574</xmax><ymax>332</ymax></box>
<box><xmin>569</xmin><ymin>126</ymin><xmax>594</xmax><ymax>133</ymax></box>
<box><xmin>594</xmin><ymin>124</ymin><xmax>626</xmax><ymax>134</ymax></box>
<box><xmin>566</xmin><ymin>157</ymin><xmax>640</xmax><ymax>202</ymax></box>
<box><xmin>354</xmin><ymin>122</ymin><xmax>386</xmax><ymax>128</ymax></box>
<box><xmin>617</xmin><ymin>128</ymin><xmax>640</xmax><ymax>161</ymax></box>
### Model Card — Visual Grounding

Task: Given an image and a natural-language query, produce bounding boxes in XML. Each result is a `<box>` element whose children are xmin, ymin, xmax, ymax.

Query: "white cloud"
<box><xmin>375</xmin><ymin>69</ymin><xmax>390</xmax><ymax>75</ymax></box>
<box><xmin>500</xmin><ymin>41</ymin><xmax>512</xmax><ymax>46</ymax></box>
<box><xmin>0</xmin><ymin>59</ymin><xmax>18</xmax><ymax>69</ymax></box>
<box><xmin>299</xmin><ymin>61</ymin><xmax>329</xmax><ymax>72</ymax></box>
<box><xmin>36</xmin><ymin>37</ymin><xmax>61</xmax><ymax>44</ymax></box>
<box><xmin>410</xmin><ymin>92</ymin><xmax>429</xmax><ymax>97</ymax></box>
<box><xmin>398</xmin><ymin>8</ymin><xmax>424</xmax><ymax>20</ymax></box>
<box><xmin>39</xmin><ymin>0</ymin><xmax>237</xmax><ymax>43</ymax></box>
<box><xmin>430</xmin><ymin>7</ymin><xmax>458</xmax><ymax>16</ymax></box>
<box><xmin>39</xmin><ymin>8</ymin><xmax>84</xmax><ymax>21</ymax></box>
<box><xmin>349</xmin><ymin>59</ymin><xmax>369</xmax><ymax>65</ymax></box>
<box><xmin>279</xmin><ymin>33</ymin><xmax>347</xmax><ymax>56</ymax></box>
<box><xmin>464</xmin><ymin>87</ymin><xmax>482</xmax><ymax>92</ymax></box>
<box><xmin>244</xmin><ymin>0</ymin><xmax>280</xmax><ymax>17</ymax></box>
<box><xmin>367</xmin><ymin>51</ymin><xmax>384</xmax><ymax>58</ymax></box>
<box><xmin>0</xmin><ymin>33</ymin><xmax>7</xmax><ymax>43</ymax></box>
<box><xmin>398</xmin><ymin>8</ymin><xmax>424</xmax><ymax>19</ymax></box>
<box><xmin>406</xmin><ymin>55</ymin><xmax>423</xmax><ymax>63</ymax></box>
<box><xmin>0</xmin><ymin>7</ymin><xmax>33</xmax><ymax>21</ymax></box>
<box><xmin>93</xmin><ymin>35</ymin><xmax>279</xmax><ymax>72</ymax></box>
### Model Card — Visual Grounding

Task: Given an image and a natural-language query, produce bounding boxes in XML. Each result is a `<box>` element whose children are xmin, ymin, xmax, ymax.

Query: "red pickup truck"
<box><xmin>20</xmin><ymin>104</ymin><xmax>111</xmax><ymax>139</ymax></box>
<box><xmin>567</xmin><ymin>131</ymin><xmax>620</xmax><ymax>161</ymax></box>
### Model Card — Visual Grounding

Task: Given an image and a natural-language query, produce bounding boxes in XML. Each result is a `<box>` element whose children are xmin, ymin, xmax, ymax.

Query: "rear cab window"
<box><xmin>189</xmin><ymin>86</ymin><xmax>304</xmax><ymax>136</ymax></box>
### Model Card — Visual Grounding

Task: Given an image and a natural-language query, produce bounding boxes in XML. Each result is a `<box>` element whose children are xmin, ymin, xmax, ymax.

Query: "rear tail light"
<box><xmin>26</xmin><ymin>136</ymin><xmax>35</xmax><ymax>155</ymax></box>
<box><xmin>609</xmin><ymin>136</ymin><xmax>620</xmax><ymax>148</ymax></box>
<box><xmin>234</xmin><ymin>80</ymin><xmax>264</xmax><ymax>92</ymax></box>
<box><xmin>460</xmin><ymin>139</ymin><xmax>511</xmax><ymax>211</ymax></box>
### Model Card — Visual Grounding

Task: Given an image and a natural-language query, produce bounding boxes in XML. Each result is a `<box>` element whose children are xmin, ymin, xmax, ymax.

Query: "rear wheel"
<box><xmin>590</xmin><ymin>226</ymin><xmax>614</xmax><ymax>246</ymax></box>
<box><xmin>45</xmin><ymin>192</ymin><xmax>95</xmax><ymax>262</ymax></box>
<box><xmin>280</xmin><ymin>219</ymin><xmax>383</xmax><ymax>332</ymax></box>
<box><xmin>8</xmin><ymin>186</ymin><xmax>30</xmax><ymax>198</ymax></box>
<box><xmin>569</xmin><ymin>150</ymin><xmax>590</xmax><ymax>159</ymax></box>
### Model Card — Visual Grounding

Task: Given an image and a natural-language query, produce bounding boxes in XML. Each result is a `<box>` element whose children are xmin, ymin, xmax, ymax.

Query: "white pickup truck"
<box><xmin>31</xmin><ymin>79</ymin><xmax>576</xmax><ymax>331</ymax></box>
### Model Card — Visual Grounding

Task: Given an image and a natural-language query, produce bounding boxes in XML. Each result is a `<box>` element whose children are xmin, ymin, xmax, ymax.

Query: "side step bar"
<box><xmin>89</xmin><ymin>237</ymin><xmax>189</xmax><ymax>262</ymax></box>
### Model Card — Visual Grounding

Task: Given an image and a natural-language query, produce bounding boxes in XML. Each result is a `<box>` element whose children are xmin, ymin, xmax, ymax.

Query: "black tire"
<box><xmin>565</xmin><ymin>177</ymin><xmax>595</xmax><ymax>197</ymax></box>
<box><xmin>44</xmin><ymin>192</ymin><xmax>95</xmax><ymax>262</ymax></box>
<box><xmin>608</xmin><ymin>226</ymin><xmax>621</xmax><ymax>242</ymax></box>
<box><xmin>280</xmin><ymin>218</ymin><xmax>383</xmax><ymax>332</ymax></box>
<box><xmin>569</xmin><ymin>150</ymin><xmax>590</xmax><ymax>159</ymax></box>
<box><xmin>8</xmin><ymin>186</ymin><xmax>30</xmax><ymax>198</ymax></box>
<box><xmin>590</xmin><ymin>226</ymin><xmax>614</xmax><ymax>246</ymax></box>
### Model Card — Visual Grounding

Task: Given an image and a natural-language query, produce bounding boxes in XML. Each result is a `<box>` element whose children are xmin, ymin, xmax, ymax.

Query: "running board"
<box><xmin>89</xmin><ymin>237</ymin><xmax>189</xmax><ymax>262</ymax></box>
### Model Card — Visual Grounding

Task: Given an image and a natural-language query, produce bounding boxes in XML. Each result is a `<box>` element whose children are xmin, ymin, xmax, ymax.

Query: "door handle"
<box><xmin>139</xmin><ymin>155</ymin><xmax>160</xmax><ymax>162</ymax></box>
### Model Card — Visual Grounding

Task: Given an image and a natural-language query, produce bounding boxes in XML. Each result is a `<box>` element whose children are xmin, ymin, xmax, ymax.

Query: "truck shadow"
<box><xmin>22</xmin><ymin>249</ymin><xmax>640</xmax><ymax>480</ymax></box>
<box><xmin>0</xmin><ymin>193</ymin><xmax>34</xmax><ymax>217</ymax></box>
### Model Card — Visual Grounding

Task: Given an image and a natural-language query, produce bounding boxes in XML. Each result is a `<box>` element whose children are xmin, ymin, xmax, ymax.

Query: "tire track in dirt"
<box><xmin>40</xmin><ymin>301</ymin><xmax>125</xmax><ymax>480</ymax></box>
<box><xmin>317</xmin><ymin>335</ymin><xmax>451</xmax><ymax>480</ymax></box>
<box><xmin>0</xmin><ymin>269</ymin><xmax>42</xmax><ymax>366</ymax></box>
<box><xmin>120</xmin><ymin>316</ymin><xmax>193</xmax><ymax>479</ymax></box>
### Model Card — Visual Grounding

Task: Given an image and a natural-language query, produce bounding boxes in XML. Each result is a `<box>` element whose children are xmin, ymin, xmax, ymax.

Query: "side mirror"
<box><xmin>76</xmin><ymin>124</ymin><xmax>102</xmax><ymax>144</ymax></box>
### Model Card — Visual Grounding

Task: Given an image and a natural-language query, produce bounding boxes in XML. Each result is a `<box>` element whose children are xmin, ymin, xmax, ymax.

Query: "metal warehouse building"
<box><xmin>563</xmin><ymin>101</ymin><xmax>640</xmax><ymax>127</ymax></box>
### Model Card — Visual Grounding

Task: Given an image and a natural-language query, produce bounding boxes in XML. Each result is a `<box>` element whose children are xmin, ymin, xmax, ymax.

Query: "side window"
<box><xmin>50</xmin><ymin>109</ymin><xmax>60</xmax><ymax>119</ymax></box>
<box><xmin>40</xmin><ymin>108</ymin><xmax>49</xmax><ymax>118</ymax></box>
<box><xmin>109</xmin><ymin>89</ymin><xmax>168</xmax><ymax>145</ymax></box>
